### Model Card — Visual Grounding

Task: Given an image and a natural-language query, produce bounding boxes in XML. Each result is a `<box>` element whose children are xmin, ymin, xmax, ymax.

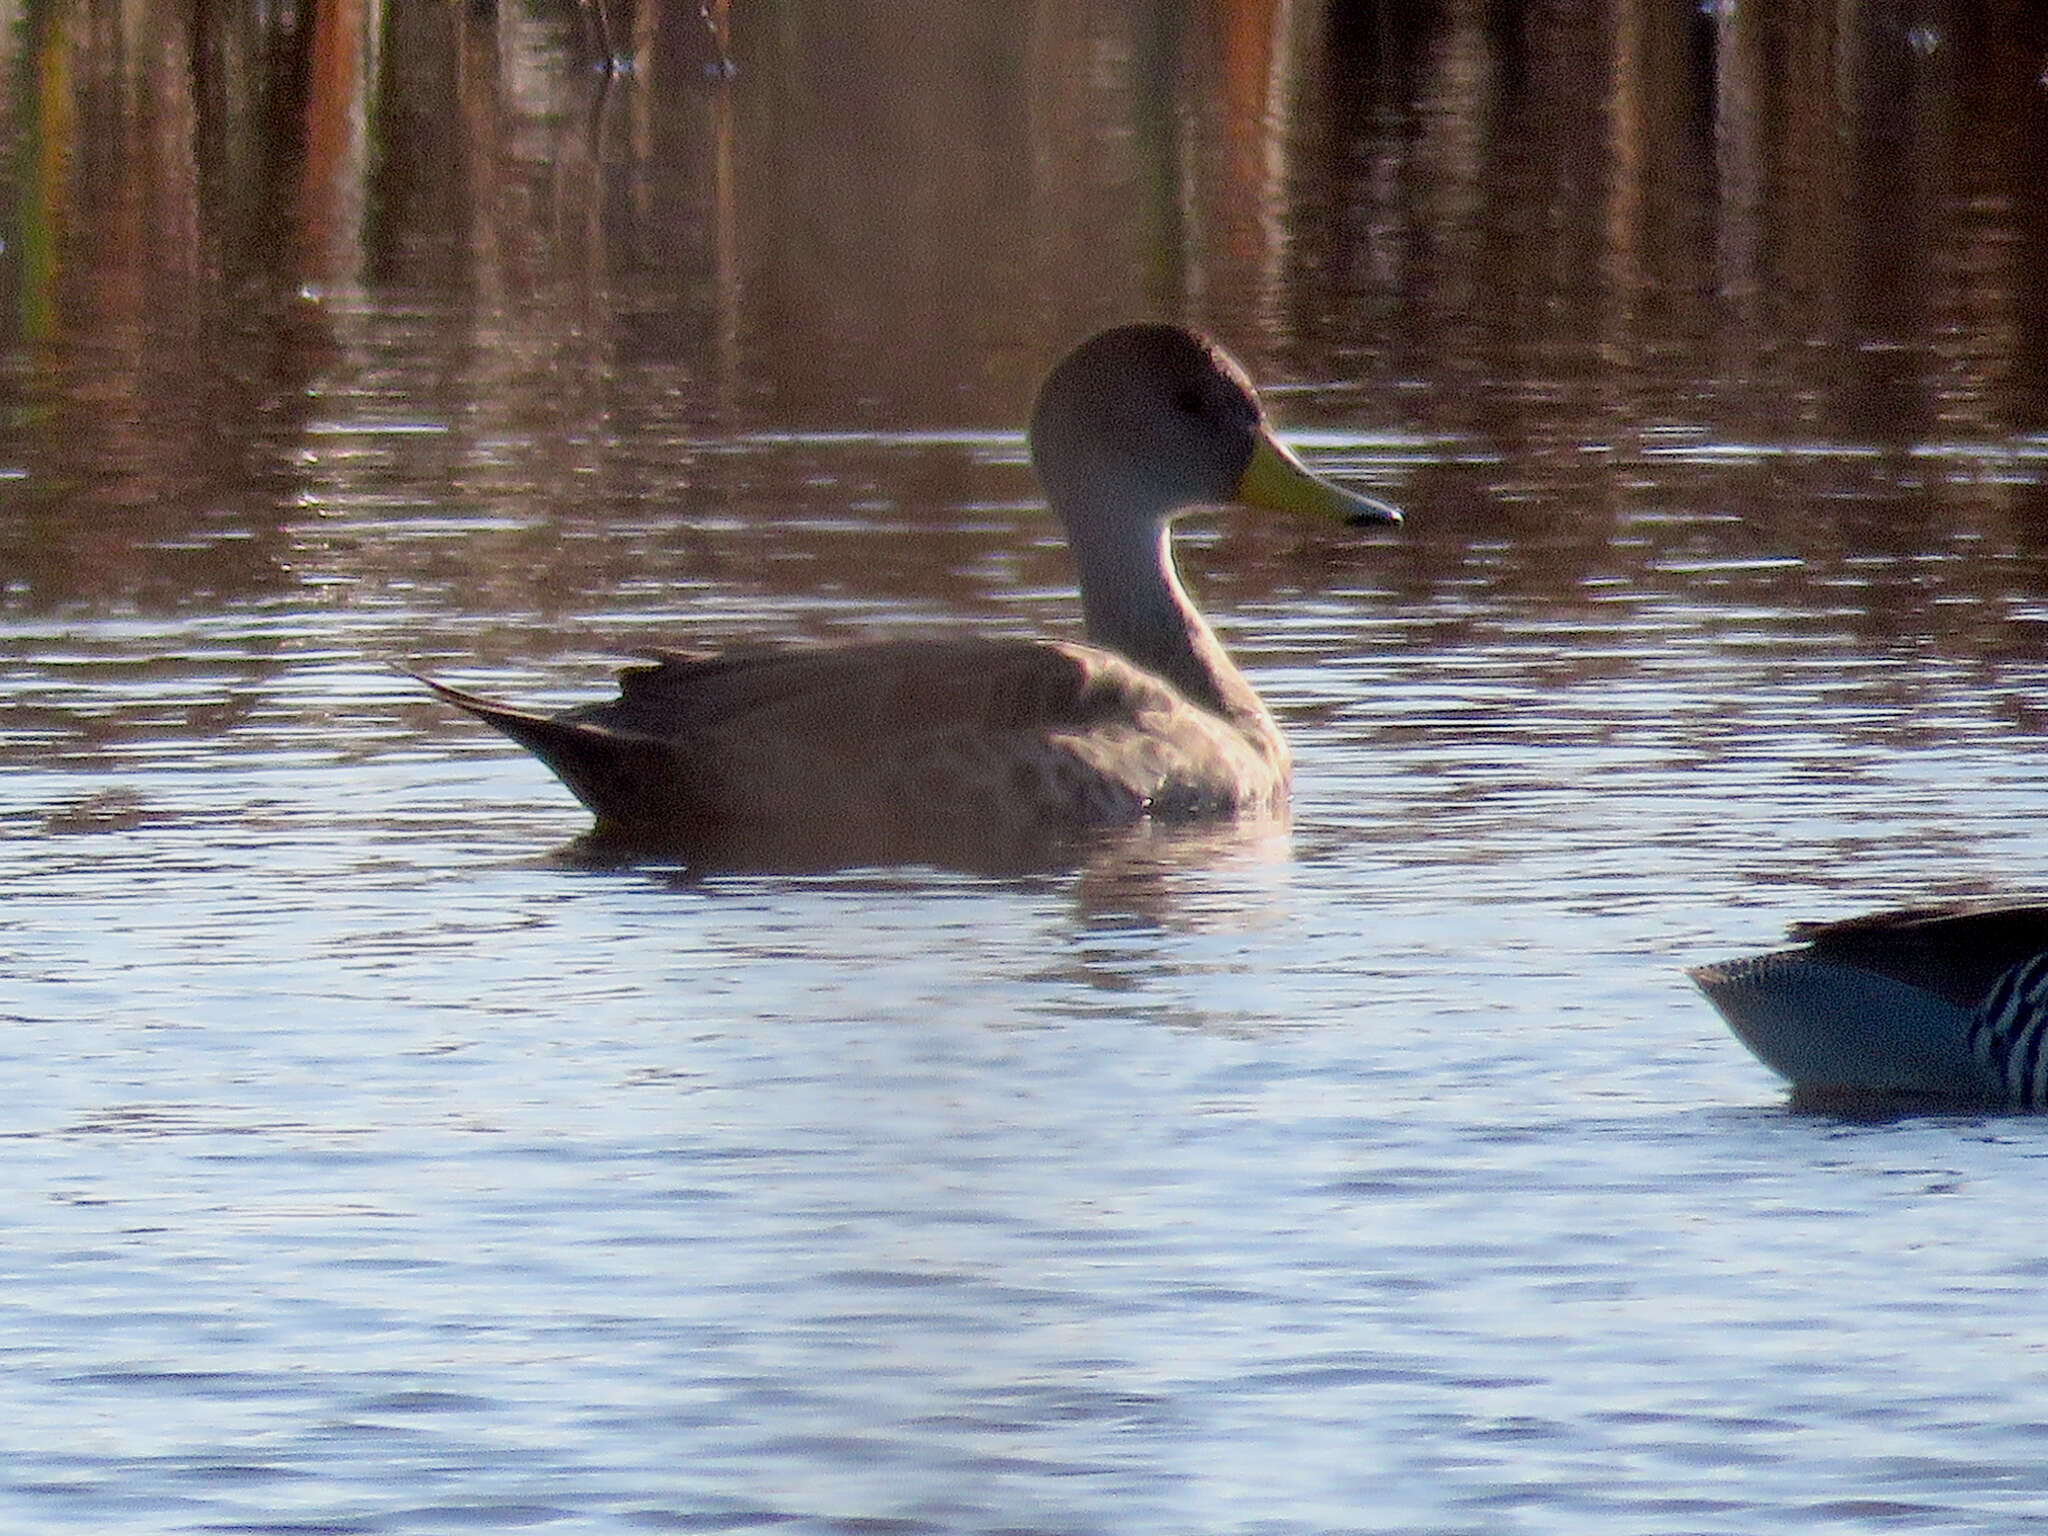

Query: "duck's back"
<box><xmin>1780</xmin><ymin>902</ymin><xmax>2048</xmax><ymax>1008</ymax></box>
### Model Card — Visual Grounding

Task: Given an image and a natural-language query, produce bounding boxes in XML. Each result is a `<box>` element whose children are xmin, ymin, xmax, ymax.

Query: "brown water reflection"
<box><xmin>1</xmin><ymin>0</ymin><xmax>2046</xmax><ymax>647</ymax></box>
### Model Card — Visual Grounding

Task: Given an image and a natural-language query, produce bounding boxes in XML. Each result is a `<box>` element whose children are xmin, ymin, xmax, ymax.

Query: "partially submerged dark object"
<box><xmin>1691</xmin><ymin>901</ymin><xmax>2048</xmax><ymax>1109</ymax></box>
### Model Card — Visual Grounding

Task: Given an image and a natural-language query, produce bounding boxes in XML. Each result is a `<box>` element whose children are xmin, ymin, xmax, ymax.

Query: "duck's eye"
<box><xmin>1172</xmin><ymin>385</ymin><xmax>1205</xmax><ymax>416</ymax></box>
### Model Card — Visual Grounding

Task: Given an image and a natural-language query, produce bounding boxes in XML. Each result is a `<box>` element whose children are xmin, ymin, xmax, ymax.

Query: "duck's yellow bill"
<box><xmin>1236</xmin><ymin>431</ymin><xmax>1402</xmax><ymax>526</ymax></box>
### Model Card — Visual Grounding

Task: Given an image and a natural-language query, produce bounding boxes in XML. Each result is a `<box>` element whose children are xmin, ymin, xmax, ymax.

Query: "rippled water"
<box><xmin>10</xmin><ymin>1</ymin><xmax>2048</xmax><ymax>1531</ymax></box>
<box><xmin>12</xmin><ymin>430</ymin><xmax>2048</xmax><ymax>1532</ymax></box>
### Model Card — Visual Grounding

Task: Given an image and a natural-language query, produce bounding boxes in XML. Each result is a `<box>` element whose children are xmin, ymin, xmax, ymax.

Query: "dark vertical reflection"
<box><xmin>1127</xmin><ymin>0</ymin><xmax>1188</xmax><ymax>323</ymax></box>
<box><xmin>364</xmin><ymin>1</ymin><xmax>477</xmax><ymax>291</ymax></box>
<box><xmin>2016</xmin><ymin>10</ymin><xmax>2048</xmax><ymax>431</ymax></box>
<box><xmin>1708</xmin><ymin>0</ymin><xmax>1763</xmax><ymax>402</ymax></box>
<box><xmin>1830</xmin><ymin>0</ymin><xmax>1937</xmax><ymax>443</ymax></box>
<box><xmin>727</xmin><ymin>2</ymin><xmax>1038</xmax><ymax>423</ymax></box>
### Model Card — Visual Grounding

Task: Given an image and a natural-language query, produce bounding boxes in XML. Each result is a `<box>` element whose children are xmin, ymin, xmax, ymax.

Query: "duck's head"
<box><xmin>1027</xmin><ymin>324</ymin><xmax>1402</xmax><ymax>541</ymax></box>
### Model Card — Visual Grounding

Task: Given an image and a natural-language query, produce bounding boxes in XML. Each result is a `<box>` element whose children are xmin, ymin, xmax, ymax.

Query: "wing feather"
<box><xmin>572</xmin><ymin>638</ymin><xmax>1168</xmax><ymax>739</ymax></box>
<box><xmin>1788</xmin><ymin>901</ymin><xmax>2048</xmax><ymax>1009</ymax></box>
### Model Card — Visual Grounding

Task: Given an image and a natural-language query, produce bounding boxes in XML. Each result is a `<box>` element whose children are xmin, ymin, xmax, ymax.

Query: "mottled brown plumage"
<box><xmin>415</xmin><ymin>325</ymin><xmax>1401</xmax><ymax>870</ymax></box>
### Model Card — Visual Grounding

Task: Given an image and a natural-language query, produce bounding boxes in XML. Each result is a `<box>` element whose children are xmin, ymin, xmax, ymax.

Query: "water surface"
<box><xmin>6</xmin><ymin>2</ymin><xmax>2048</xmax><ymax>1531</ymax></box>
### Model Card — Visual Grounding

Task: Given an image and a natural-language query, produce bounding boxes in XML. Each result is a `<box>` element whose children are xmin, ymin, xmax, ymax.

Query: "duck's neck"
<box><xmin>1070</xmin><ymin>519</ymin><xmax>1272</xmax><ymax>733</ymax></box>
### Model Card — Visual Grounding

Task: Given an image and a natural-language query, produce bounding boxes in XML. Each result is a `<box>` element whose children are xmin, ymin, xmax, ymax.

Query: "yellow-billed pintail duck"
<box><xmin>1691</xmin><ymin>902</ymin><xmax>2048</xmax><ymax>1108</ymax></box>
<box><xmin>415</xmin><ymin>324</ymin><xmax>1401</xmax><ymax>871</ymax></box>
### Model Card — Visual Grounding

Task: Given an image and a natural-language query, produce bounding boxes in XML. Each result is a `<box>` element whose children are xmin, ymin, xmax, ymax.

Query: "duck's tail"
<box><xmin>404</xmin><ymin>668</ymin><xmax>689</xmax><ymax>839</ymax></box>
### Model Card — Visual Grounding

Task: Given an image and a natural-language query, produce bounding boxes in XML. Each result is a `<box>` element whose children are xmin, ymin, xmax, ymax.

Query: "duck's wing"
<box><xmin>414</xmin><ymin>638</ymin><xmax>1273</xmax><ymax>869</ymax></box>
<box><xmin>576</xmin><ymin>637</ymin><xmax>1155</xmax><ymax>739</ymax></box>
<box><xmin>1783</xmin><ymin>901</ymin><xmax>2048</xmax><ymax>1010</ymax></box>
